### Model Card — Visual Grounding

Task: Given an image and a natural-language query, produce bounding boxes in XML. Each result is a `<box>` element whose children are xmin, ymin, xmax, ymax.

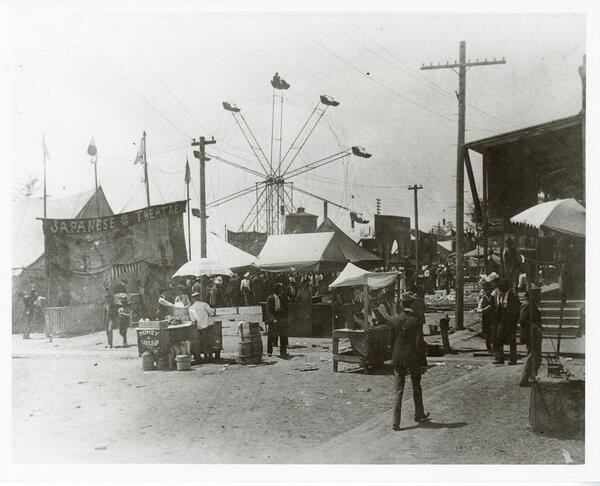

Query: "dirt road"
<box><xmin>11</xmin><ymin>319</ymin><xmax>583</xmax><ymax>464</ymax></box>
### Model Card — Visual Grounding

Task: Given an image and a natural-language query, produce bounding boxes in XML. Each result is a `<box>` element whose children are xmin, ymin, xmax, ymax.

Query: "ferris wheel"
<box><xmin>206</xmin><ymin>73</ymin><xmax>372</xmax><ymax>235</ymax></box>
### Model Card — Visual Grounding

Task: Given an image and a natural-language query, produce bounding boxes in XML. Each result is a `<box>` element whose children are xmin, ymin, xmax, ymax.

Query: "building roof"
<box><xmin>12</xmin><ymin>187</ymin><xmax>113</xmax><ymax>269</ymax></box>
<box><xmin>464</xmin><ymin>113</ymin><xmax>584</xmax><ymax>219</ymax></box>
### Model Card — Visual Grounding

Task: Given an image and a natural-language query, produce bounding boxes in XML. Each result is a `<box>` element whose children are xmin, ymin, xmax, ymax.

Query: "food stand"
<box><xmin>136</xmin><ymin>316</ymin><xmax>223</xmax><ymax>369</ymax></box>
<box><xmin>329</xmin><ymin>263</ymin><xmax>401</xmax><ymax>373</ymax></box>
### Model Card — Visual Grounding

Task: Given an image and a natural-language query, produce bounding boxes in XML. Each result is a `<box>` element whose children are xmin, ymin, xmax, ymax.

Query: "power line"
<box><xmin>351</xmin><ymin>24</ymin><xmax>522</xmax><ymax>129</ymax></box>
<box><xmin>118</xmin><ymin>73</ymin><xmax>192</xmax><ymax>139</ymax></box>
<box><xmin>143</xmin><ymin>61</ymin><xmax>214</xmax><ymax>138</ymax></box>
<box><xmin>302</xmin><ymin>31</ymin><xmax>499</xmax><ymax>134</ymax></box>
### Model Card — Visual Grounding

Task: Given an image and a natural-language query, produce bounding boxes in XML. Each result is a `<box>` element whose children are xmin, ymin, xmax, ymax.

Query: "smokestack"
<box><xmin>323</xmin><ymin>201</ymin><xmax>328</xmax><ymax>221</ymax></box>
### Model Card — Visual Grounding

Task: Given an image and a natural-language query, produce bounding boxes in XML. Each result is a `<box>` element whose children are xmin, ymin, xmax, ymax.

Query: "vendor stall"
<box><xmin>329</xmin><ymin>263</ymin><xmax>400</xmax><ymax>372</ymax></box>
<box><xmin>136</xmin><ymin>318</ymin><xmax>223</xmax><ymax>369</ymax></box>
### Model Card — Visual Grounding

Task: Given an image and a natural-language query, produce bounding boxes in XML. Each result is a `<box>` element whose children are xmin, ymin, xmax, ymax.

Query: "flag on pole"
<box><xmin>134</xmin><ymin>133</ymin><xmax>146</xmax><ymax>165</ymax></box>
<box><xmin>42</xmin><ymin>134</ymin><xmax>50</xmax><ymax>161</ymax></box>
<box><xmin>87</xmin><ymin>137</ymin><xmax>98</xmax><ymax>164</ymax></box>
<box><xmin>185</xmin><ymin>158</ymin><xmax>191</xmax><ymax>184</ymax></box>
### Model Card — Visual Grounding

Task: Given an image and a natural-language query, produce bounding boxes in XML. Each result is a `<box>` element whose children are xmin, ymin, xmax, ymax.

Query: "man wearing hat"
<box><xmin>390</xmin><ymin>292</ymin><xmax>430</xmax><ymax>430</ymax></box>
<box><xmin>189</xmin><ymin>291</ymin><xmax>214</xmax><ymax>330</ymax></box>
<box><xmin>493</xmin><ymin>277</ymin><xmax>521</xmax><ymax>365</ymax></box>
<box><xmin>266</xmin><ymin>284</ymin><xmax>288</xmax><ymax>357</ymax></box>
<box><xmin>519</xmin><ymin>285</ymin><xmax>542</xmax><ymax>386</ymax></box>
<box><xmin>240</xmin><ymin>272</ymin><xmax>252</xmax><ymax>306</ymax></box>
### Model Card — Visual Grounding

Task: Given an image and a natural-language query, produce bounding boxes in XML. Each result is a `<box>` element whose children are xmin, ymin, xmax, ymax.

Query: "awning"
<box><xmin>509</xmin><ymin>198</ymin><xmax>585</xmax><ymax>238</ymax></box>
<box><xmin>329</xmin><ymin>263</ymin><xmax>398</xmax><ymax>289</ymax></box>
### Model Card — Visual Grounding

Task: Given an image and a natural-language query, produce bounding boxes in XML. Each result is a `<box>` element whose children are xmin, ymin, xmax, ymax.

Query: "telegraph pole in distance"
<box><xmin>421</xmin><ymin>41</ymin><xmax>505</xmax><ymax>330</ymax></box>
<box><xmin>408</xmin><ymin>184</ymin><xmax>423</xmax><ymax>286</ymax></box>
<box><xmin>192</xmin><ymin>136</ymin><xmax>216</xmax><ymax>299</ymax></box>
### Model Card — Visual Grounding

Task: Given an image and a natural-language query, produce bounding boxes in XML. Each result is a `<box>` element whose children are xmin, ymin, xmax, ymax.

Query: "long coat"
<box><xmin>494</xmin><ymin>290</ymin><xmax>520</xmax><ymax>344</ymax></box>
<box><xmin>266</xmin><ymin>293</ymin><xmax>288</xmax><ymax>338</ymax></box>
<box><xmin>390</xmin><ymin>310</ymin><xmax>426</xmax><ymax>372</ymax></box>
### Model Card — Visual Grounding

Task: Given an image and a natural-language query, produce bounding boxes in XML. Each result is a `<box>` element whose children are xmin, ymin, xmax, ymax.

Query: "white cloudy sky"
<box><xmin>6</xmin><ymin>5</ymin><xmax>586</xmax><ymax>248</ymax></box>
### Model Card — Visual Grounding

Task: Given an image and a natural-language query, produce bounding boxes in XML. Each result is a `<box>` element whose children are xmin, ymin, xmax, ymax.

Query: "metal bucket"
<box><xmin>175</xmin><ymin>354</ymin><xmax>192</xmax><ymax>371</ymax></box>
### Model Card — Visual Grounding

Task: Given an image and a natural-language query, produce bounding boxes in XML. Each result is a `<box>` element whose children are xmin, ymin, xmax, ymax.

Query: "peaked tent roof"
<box><xmin>329</xmin><ymin>263</ymin><xmax>398</xmax><ymax>289</ymax></box>
<box><xmin>12</xmin><ymin>186</ymin><xmax>113</xmax><ymax>269</ymax></box>
<box><xmin>254</xmin><ymin>232</ymin><xmax>347</xmax><ymax>272</ymax></box>
<box><xmin>317</xmin><ymin>217</ymin><xmax>380</xmax><ymax>264</ymax></box>
<box><xmin>207</xmin><ymin>232</ymin><xmax>255</xmax><ymax>270</ymax></box>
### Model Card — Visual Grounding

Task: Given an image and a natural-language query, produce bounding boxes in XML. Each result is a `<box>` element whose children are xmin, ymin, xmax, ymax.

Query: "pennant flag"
<box><xmin>185</xmin><ymin>159</ymin><xmax>191</xmax><ymax>184</ymax></box>
<box><xmin>134</xmin><ymin>133</ymin><xmax>146</xmax><ymax>165</ymax></box>
<box><xmin>87</xmin><ymin>137</ymin><xmax>98</xmax><ymax>164</ymax></box>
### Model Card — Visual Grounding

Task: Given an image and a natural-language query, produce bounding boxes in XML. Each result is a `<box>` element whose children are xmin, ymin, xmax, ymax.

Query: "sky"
<box><xmin>7</xmin><ymin>7</ymin><xmax>585</xmax><ymax>251</ymax></box>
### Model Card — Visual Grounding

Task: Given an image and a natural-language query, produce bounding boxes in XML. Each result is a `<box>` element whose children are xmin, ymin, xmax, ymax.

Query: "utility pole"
<box><xmin>408</xmin><ymin>184</ymin><xmax>423</xmax><ymax>286</ymax></box>
<box><xmin>421</xmin><ymin>41</ymin><xmax>505</xmax><ymax>330</ymax></box>
<box><xmin>142</xmin><ymin>131</ymin><xmax>150</xmax><ymax>207</ymax></box>
<box><xmin>192</xmin><ymin>136</ymin><xmax>216</xmax><ymax>300</ymax></box>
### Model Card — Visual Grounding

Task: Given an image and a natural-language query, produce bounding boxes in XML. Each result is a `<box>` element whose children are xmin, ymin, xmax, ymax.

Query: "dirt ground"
<box><xmin>11</xmin><ymin>316</ymin><xmax>584</xmax><ymax>464</ymax></box>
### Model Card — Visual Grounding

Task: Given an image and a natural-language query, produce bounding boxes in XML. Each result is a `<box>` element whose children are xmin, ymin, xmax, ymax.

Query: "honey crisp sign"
<box><xmin>43</xmin><ymin>201</ymin><xmax>187</xmax><ymax>235</ymax></box>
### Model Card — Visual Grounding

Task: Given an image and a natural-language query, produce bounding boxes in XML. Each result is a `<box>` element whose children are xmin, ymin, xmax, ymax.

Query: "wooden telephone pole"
<box><xmin>192</xmin><ymin>136</ymin><xmax>216</xmax><ymax>299</ymax></box>
<box><xmin>408</xmin><ymin>184</ymin><xmax>423</xmax><ymax>286</ymax></box>
<box><xmin>421</xmin><ymin>41</ymin><xmax>505</xmax><ymax>330</ymax></box>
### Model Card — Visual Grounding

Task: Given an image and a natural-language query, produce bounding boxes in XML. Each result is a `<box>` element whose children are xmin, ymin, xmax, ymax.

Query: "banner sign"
<box><xmin>43</xmin><ymin>200</ymin><xmax>188</xmax><ymax>308</ymax></box>
<box><xmin>43</xmin><ymin>200</ymin><xmax>187</xmax><ymax>235</ymax></box>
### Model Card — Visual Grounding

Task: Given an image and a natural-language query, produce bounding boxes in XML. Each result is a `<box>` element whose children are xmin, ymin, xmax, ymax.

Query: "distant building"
<box><xmin>285</xmin><ymin>207</ymin><xmax>318</xmax><ymax>234</ymax></box>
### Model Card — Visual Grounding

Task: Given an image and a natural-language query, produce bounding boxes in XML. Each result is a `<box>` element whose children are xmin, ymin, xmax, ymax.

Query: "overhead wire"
<box><xmin>143</xmin><ymin>60</ymin><xmax>214</xmax><ymax>138</ymax></box>
<box><xmin>118</xmin><ymin>73</ymin><xmax>192</xmax><ymax>139</ymax></box>
<box><xmin>302</xmin><ymin>31</ymin><xmax>499</xmax><ymax>134</ymax></box>
<box><xmin>351</xmin><ymin>24</ymin><xmax>522</xmax><ymax>129</ymax></box>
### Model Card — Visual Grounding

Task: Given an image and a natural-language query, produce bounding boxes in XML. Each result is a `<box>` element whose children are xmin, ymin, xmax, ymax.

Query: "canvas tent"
<box><xmin>317</xmin><ymin>217</ymin><xmax>381</xmax><ymax>267</ymax></box>
<box><xmin>254</xmin><ymin>232</ymin><xmax>347</xmax><ymax>272</ymax></box>
<box><xmin>13</xmin><ymin>187</ymin><xmax>113</xmax><ymax>273</ymax></box>
<box><xmin>329</xmin><ymin>263</ymin><xmax>398</xmax><ymax>290</ymax></box>
<box><xmin>12</xmin><ymin>187</ymin><xmax>113</xmax><ymax>332</ymax></box>
<box><xmin>207</xmin><ymin>232</ymin><xmax>255</xmax><ymax>271</ymax></box>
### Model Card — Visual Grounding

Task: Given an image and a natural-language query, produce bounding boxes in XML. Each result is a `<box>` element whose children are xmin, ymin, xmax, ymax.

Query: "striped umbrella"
<box><xmin>172</xmin><ymin>258</ymin><xmax>234</xmax><ymax>278</ymax></box>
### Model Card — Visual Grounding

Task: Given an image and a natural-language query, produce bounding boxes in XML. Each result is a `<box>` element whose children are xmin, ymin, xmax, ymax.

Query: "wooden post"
<box><xmin>363</xmin><ymin>284</ymin><xmax>369</xmax><ymax>329</ymax></box>
<box><xmin>408</xmin><ymin>185</ymin><xmax>423</xmax><ymax>287</ymax></box>
<box><xmin>192</xmin><ymin>136</ymin><xmax>216</xmax><ymax>300</ymax></box>
<box><xmin>482</xmin><ymin>154</ymin><xmax>489</xmax><ymax>272</ymax></box>
<box><xmin>142</xmin><ymin>131</ymin><xmax>150</xmax><ymax>207</ymax></box>
<box><xmin>420</xmin><ymin>43</ymin><xmax>506</xmax><ymax>330</ymax></box>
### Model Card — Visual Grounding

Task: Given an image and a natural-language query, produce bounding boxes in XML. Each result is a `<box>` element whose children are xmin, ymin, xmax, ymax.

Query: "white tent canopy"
<box><xmin>207</xmin><ymin>232</ymin><xmax>254</xmax><ymax>270</ymax></box>
<box><xmin>510</xmin><ymin>198</ymin><xmax>585</xmax><ymax>237</ymax></box>
<box><xmin>329</xmin><ymin>263</ymin><xmax>399</xmax><ymax>289</ymax></box>
<box><xmin>254</xmin><ymin>232</ymin><xmax>346</xmax><ymax>272</ymax></box>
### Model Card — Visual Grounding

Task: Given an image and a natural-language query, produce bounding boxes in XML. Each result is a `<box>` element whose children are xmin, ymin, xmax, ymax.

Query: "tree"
<box><xmin>14</xmin><ymin>176</ymin><xmax>40</xmax><ymax>200</ymax></box>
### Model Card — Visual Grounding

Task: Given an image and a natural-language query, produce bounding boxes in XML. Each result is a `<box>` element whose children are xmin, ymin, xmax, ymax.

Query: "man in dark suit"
<box><xmin>390</xmin><ymin>292</ymin><xmax>429</xmax><ymax>431</ymax></box>
<box><xmin>266</xmin><ymin>284</ymin><xmax>288</xmax><ymax>357</ymax></box>
<box><xmin>493</xmin><ymin>277</ymin><xmax>521</xmax><ymax>365</ymax></box>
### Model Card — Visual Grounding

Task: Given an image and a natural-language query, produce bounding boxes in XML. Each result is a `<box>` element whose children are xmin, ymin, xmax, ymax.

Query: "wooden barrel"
<box><xmin>237</xmin><ymin>322</ymin><xmax>263</xmax><ymax>365</ymax></box>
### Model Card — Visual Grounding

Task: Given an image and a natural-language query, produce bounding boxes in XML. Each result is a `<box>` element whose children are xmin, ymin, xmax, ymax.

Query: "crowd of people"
<box><xmin>170</xmin><ymin>270</ymin><xmax>335</xmax><ymax>310</ymax></box>
<box><xmin>475</xmin><ymin>271</ymin><xmax>543</xmax><ymax>386</ymax></box>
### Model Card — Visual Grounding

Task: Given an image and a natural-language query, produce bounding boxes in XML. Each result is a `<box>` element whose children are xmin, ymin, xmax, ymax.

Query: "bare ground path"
<box><xmin>11</xmin><ymin>320</ymin><xmax>583</xmax><ymax>464</ymax></box>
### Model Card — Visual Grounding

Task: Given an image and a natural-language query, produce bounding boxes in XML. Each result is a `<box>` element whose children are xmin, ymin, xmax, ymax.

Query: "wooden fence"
<box><xmin>45</xmin><ymin>303</ymin><xmax>105</xmax><ymax>337</ymax></box>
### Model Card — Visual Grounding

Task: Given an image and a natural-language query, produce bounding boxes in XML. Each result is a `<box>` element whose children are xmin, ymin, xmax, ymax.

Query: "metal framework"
<box><xmin>212</xmin><ymin>75</ymin><xmax>371</xmax><ymax>234</ymax></box>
